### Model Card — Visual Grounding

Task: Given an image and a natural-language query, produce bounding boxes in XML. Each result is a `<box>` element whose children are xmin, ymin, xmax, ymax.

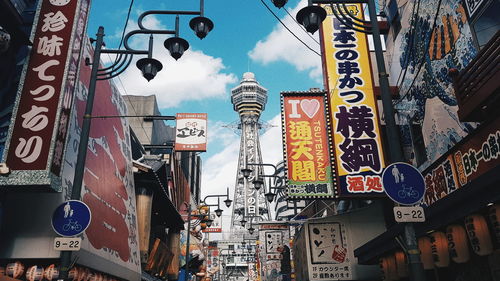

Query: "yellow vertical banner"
<box><xmin>321</xmin><ymin>4</ymin><xmax>386</xmax><ymax>197</ymax></box>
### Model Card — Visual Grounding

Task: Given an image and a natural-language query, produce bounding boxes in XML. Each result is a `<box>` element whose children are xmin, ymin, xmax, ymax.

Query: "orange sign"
<box><xmin>281</xmin><ymin>92</ymin><xmax>336</xmax><ymax>199</ymax></box>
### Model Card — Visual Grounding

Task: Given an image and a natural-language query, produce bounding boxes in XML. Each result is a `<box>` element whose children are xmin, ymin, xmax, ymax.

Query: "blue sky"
<box><xmin>87</xmin><ymin>0</ymin><xmax>322</xmax><ymax>230</ymax></box>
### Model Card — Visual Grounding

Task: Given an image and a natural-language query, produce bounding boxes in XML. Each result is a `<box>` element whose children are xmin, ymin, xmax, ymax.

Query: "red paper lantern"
<box><xmin>380</xmin><ymin>255</ymin><xmax>398</xmax><ymax>280</ymax></box>
<box><xmin>6</xmin><ymin>261</ymin><xmax>25</xmax><ymax>279</ymax></box>
<box><xmin>430</xmin><ymin>231</ymin><xmax>450</xmax><ymax>267</ymax></box>
<box><xmin>394</xmin><ymin>251</ymin><xmax>408</xmax><ymax>278</ymax></box>
<box><xmin>465</xmin><ymin>214</ymin><xmax>493</xmax><ymax>256</ymax></box>
<box><xmin>446</xmin><ymin>224</ymin><xmax>470</xmax><ymax>263</ymax></box>
<box><xmin>418</xmin><ymin>237</ymin><xmax>434</xmax><ymax>270</ymax></box>
<box><xmin>25</xmin><ymin>265</ymin><xmax>44</xmax><ymax>281</ymax></box>
<box><xmin>488</xmin><ymin>204</ymin><xmax>500</xmax><ymax>244</ymax></box>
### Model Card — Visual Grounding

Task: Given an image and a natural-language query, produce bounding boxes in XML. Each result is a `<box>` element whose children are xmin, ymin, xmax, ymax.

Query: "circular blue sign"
<box><xmin>52</xmin><ymin>200</ymin><xmax>91</xmax><ymax>237</ymax></box>
<box><xmin>382</xmin><ymin>162</ymin><xmax>425</xmax><ymax>205</ymax></box>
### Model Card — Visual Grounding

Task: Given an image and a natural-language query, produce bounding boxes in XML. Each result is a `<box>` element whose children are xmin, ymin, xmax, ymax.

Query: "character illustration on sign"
<box><xmin>309</xmin><ymin>223</ymin><xmax>347</xmax><ymax>264</ymax></box>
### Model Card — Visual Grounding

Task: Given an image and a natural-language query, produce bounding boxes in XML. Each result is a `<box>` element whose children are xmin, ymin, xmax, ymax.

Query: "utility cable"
<box><xmin>259</xmin><ymin>0</ymin><xmax>321</xmax><ymax>56</ymax></box>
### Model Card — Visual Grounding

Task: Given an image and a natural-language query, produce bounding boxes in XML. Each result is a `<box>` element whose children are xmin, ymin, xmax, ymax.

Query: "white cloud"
<box><xmin>249</xmin><ymin>0</ymin><xmax>322</xmax><ymax>80</ymax></box>
<box><xmin>105</xmin><ymin>16</ymin><xmax>237</xmax><ymax>109</ymax></box>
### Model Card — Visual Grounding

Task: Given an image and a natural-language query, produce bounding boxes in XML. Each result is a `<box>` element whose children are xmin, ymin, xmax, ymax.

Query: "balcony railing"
<box><xmin>449</xmin><ymin>30</ymin><xmax>500</xmax><ymax>122</ymax></box>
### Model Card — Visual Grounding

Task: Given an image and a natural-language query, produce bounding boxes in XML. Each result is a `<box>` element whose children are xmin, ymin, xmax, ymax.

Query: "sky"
<box><xmin>87</xmin><ymin>0</ymin><xmax>323</xmax><ymax>235</ymax></box>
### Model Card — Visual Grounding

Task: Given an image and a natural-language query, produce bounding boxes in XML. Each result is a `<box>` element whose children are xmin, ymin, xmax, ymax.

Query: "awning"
<box><xmin>354</xmin><ymin>164</ymin><xmax>500</xmax><ymax>264</ymax></box>
<box><xmin>134</xmin><ymin>158</ymin><xmax>184</xmax><ymax>229</ymax></box>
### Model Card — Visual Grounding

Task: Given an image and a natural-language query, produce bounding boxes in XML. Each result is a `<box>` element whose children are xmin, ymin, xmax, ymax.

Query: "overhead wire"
<box><xmin>259</xmin><ymin>0</ymin><xmax>321</xmax><ymax>56</ymax></box>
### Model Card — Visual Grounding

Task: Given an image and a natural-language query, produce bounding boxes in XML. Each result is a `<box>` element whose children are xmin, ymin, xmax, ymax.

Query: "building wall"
<box><xmin>384</xmin><ymin>0</ymin><xmax>479</xmax><ymax>169</ymax></box>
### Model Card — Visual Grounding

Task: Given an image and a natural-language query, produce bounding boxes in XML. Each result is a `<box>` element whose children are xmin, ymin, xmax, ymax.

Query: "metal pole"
<box><xmin>184</xmin><ymin>202</ymin><xmax>192</xmax><ymax>281</ymax></box>
<box><xmin>59</xmin><ymin>26</ymin><xmax>105</xmax><ymax>280</ymax></box>
<box><xmin>365</xmin><ymin>1</ymin><xmax>425</xmax><ymax>280</ymax></box>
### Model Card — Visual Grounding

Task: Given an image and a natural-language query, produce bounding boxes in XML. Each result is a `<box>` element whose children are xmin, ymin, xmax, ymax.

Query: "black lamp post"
<box><xmin>58</xmin><ymin>2</ymin><xmax>214</xmax><ymax>280</ymax></box>
<box><xmin>270</xmin><ymin>1</ymin><xmax>425</xmax><ymax>281</ymax></box>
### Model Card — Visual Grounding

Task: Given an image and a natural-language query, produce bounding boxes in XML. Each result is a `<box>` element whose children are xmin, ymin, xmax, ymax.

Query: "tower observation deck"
<box><xmin>230</xmin><ymin>72</ymin><xmax>271</xmax><ymax>229</ymax></box>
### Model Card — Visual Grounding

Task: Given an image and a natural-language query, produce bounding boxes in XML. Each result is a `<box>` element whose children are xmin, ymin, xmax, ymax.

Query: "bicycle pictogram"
<box><xmin>62</xmin><ymin>219</ymin><xmax>82</xmax><ymax>232</ymax></box>
<box><xmin>397</xmin><ymin>184</ymin><xmax>420</xmax><ymax>199</ymax></box>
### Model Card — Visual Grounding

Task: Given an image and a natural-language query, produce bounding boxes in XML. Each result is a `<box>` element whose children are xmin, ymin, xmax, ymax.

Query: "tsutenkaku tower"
<box><xmin>230</xmin><ymin>72</ymin><xmax>271</xmax><ymax>228</ymax></box>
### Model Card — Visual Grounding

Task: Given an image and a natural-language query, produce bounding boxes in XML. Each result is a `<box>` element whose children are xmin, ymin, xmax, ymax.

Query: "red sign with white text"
<box><xmin>6</xmin><ymin>0</ymin><xmax>80</xmax><ymax>170</ymax></box>
<box><xmin>281</xmin><ymin>92</ymin><xmax>337</xmax><ymax>199</ymax></box>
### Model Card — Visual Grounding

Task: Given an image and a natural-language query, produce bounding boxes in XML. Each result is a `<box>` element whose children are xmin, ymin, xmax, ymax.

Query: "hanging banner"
<box><xmin>321</xmin><ymin>4</ymin><xmax>386</xmax><ymax>198</ymax></box>
<box><xmin>175</xmin><ymin>113</ymin><xmax>207</xmax><ymax>152</ymax></box>
<box><xmin>281</xmin><ymin>91</ymin><xmax>336</xmax><ymax>199</ymax></box>
<box><xmin>3</xmin><ymin>0</ymin><xmax>90</xmax><ymax>187</ymax></box>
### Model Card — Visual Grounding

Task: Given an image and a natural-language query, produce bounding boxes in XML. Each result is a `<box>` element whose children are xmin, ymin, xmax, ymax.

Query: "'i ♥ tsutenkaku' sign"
<box><xmin>281</xmin><ymin>91</ymin><xmax>337</xmax><ymax>199</ymax></box>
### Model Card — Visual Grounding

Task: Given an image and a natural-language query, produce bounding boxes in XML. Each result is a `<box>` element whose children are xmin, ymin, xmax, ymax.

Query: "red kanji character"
<box><xmin>347</xmin><ymin>175</ymin><xmax>364</xmax><ymax>192</ymax></box>
<box><xmin>365</xmin><ymin>176</ymin><xmax>383</xmax><ymax>192</ymax></box>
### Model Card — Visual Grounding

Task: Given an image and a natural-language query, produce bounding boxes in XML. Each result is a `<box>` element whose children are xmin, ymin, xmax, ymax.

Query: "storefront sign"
<box><xmin>5</xmin><ymin>0</ymin><xmax>83</xmax><ymax>173</ymax></box>
<box><xmin>281</xmin><ymin>91</ymin><xmax>336</xmax><ymax>199</ymax></box>
<box><xmin>175</xmin><ymin>113</ymin><xmax>207</xmax><ymax>151</ymax></box>
<box><xmin>423</xmin><ymin>118</ymin><xmax>500</xmax><ymax>206</ymax></box>
<box><xmin>321</xmin><ymin>4</ymin><xmax>386</xmax><ymax>198</ymax></box>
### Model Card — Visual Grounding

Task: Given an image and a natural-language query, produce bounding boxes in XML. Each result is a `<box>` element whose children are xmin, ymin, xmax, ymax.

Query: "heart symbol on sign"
<box><xmin>314</xmin><ymin>240</ymin><xmax>323</xmax><ymax>247</ymax></box>
<box><xmin>300</xmin><ymin>99</ymin><xmax>320</xmax><ymax>118</ymax></box>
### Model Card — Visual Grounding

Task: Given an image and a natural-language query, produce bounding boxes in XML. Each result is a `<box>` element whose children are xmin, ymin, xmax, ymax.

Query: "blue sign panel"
<box><xmin>52</xmin><ymin>200</ymin><xmax>91</xmax><ymax>237</ymax></box>
<box><xmin>382</xmin><ymin>162</ymin><xmax>425</xmax><ymax>205</ymax></box>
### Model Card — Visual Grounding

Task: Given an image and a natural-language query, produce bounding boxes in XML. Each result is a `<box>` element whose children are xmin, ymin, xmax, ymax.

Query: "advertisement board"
<box><xmin>60</xmin><ymin>37</ymin><xmax>141</xmax><ymax>274</ymax></box>
<box><xmin>321</xmin><ymin>4</ymin><xmax>386</xmax><ymax>198</ymax></box>
<box><xmin>175</xmin><ymin>113</ymin><xmax>207</xmax><ymax>152</ymax></box>
<box><xmin>258</xmin><ymin>222</ymin><xmax>290</xmax><ymax>281</ymax></box>
<box><xmin>281</xmin><ymin>91</ymin><xmax>337</xmax><ymax>199</ymax></box>
<box><xmin>3</xmin><ymin>0</ymin><xmax>89</xmax><ymax>184</ymax></box>
<box><xmin>422</xmin><ymin>116</ymin><xmax>500</xmax><ymax>206</ymax></box>
<box><xmin>293</xmin><ymin>202</ymin><xmax>385</xmax><ymax>280</ymax></box>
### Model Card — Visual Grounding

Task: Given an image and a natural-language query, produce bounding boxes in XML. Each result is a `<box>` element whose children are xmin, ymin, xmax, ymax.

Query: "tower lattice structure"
<box><xmin>230</xmin><ymin>72</ymin><xmax>271</xmax><ymax>229</ymax></box>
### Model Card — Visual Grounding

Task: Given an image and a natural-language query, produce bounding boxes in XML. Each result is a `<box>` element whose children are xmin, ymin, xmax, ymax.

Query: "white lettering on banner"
<box><xmin>33</xmin><ymin>60</ymin><xmax>60</xmax><ymax>81</ymax></box>
<box><xmin>30</xmin><ymin>85</ymin><xmax>55</xmax><ymax>101</ymax></box>
<box><xmin>15</xmin><ymin>136</ymin><xmax>43</xmax><ymax>163</ymax></box>
<box><xmin>288</xmin><ymin>100</ymin><xmax>302</xmax><ymax>118</ymax></box>
<box><xmin>42</xmin><ymin>11</ymin><xmax>68</xmax><ymax>32</ymax></box>
<box><xmin>248</xmin><ymin>206</ymin><xmax>256</xmax><ymax>214</ymax></box>
<box><xmin>37</xmin><ymin>35</ymin><xmax>64</xmax><ymax>56</ymax></box>
<box><xmin>21</xmin><ymin>106</ymin><xmax>49</xmax><ymax>131</ymax></box>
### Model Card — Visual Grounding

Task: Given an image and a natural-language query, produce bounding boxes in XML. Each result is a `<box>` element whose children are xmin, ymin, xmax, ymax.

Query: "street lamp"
<box><xmin>202</xmin><ymin>187</ymin><xmax>232</xmax><ymax>218</ymax></box>
<box><xmin>252</xmin><ymin>178</ymin><xmax>264</xmax><ymax>190</ymax></box>
<box><xmin>270</xmin><ymin>1</ymin><xmax>425</xmax><ymax>281</ymax></box>
<box><xmin>248</xmin><ymin>227</ymin><xmax>255</xmax><ymax>235</ymax></box>
<box><xmin>60</xmin><ymin>2</ymin><xmax>214</xmax><ymax>279</ymax></box>
<box><xmin>240</xmin><ymin>219</ymin><xmax>247</xmax><ymax>227</ymax></box>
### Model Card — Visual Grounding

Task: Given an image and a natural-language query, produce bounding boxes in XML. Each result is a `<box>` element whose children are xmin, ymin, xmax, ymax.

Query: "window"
<box><xmin>470</xmin><ymin>0</ymin><xmax>500</xmax><ymax>49</ymax></box>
